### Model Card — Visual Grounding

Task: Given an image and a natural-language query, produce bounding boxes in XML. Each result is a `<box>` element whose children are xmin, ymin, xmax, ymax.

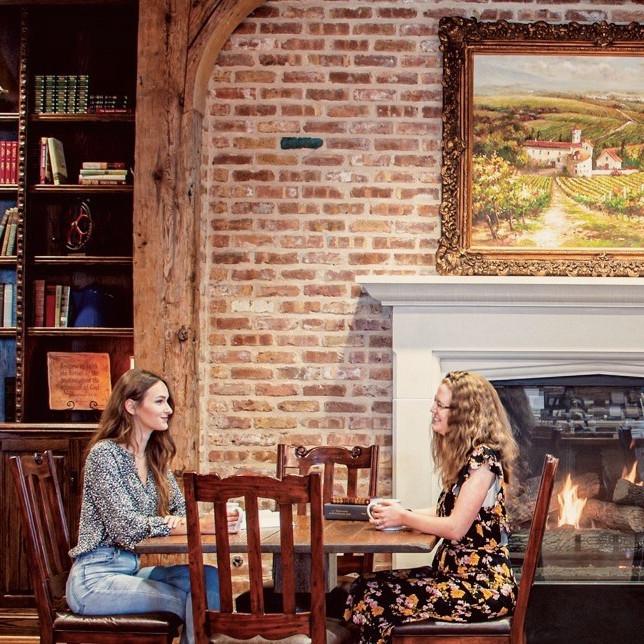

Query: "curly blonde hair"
<box><xmin>432</xmin><ymin>371</ymin><xmax>518</xmax><ymax>488</ymax></box>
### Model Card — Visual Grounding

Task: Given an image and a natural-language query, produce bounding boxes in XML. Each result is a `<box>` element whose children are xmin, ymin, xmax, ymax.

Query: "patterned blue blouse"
<box><xmin>69</xmin><ymin>439</ymin><xmax>186</xmax><ymax>558</ymax></box>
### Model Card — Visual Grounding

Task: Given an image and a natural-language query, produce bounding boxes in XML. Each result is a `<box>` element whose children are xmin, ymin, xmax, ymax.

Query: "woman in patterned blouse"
<box><xmin>66</xmin><ymin>368</ymin><xmax>235</xmax><ymax>643</ymax></box>
<box><xmin>343</xmin><ymin>371</ymin><xmax>519</xmax><ymax>644</ymax></box>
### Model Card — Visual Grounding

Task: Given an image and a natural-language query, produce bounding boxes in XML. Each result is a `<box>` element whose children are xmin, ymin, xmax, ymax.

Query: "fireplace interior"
<box><xmin>493</xmin><ymin>375</ymin><xmax>644</xmax><ymax>583</ymax></box>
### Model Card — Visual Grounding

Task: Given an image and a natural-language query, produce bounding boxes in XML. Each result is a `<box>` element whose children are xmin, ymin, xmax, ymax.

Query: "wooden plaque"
<box><xmin>47</xmin><ymin>352</ymin><xmax>111</xmax><ymax>410</ymax></box>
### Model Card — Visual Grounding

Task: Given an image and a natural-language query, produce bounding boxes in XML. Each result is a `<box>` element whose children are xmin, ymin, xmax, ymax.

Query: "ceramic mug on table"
<box><xmin>227</xmin><ymin>502</ymin><xmax>245</xmax><ymax>533</ymax></box>
<box><xmin>366</xmin><ymin>498</ymin><xmax>403</xmax><ymax>531</ymax></box>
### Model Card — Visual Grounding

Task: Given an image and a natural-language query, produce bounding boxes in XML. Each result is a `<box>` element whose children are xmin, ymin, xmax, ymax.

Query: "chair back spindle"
<box><xmin>184</xmin><ymin>471</ymin><xmax>327</xmax><ymax>644</ymax></box>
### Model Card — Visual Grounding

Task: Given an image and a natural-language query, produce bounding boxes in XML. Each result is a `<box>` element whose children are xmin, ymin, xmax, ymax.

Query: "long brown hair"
<box><xmin>432</xmin><ymin>371</ymin><xmax>518</xmax><ymax>488</ymax></box>
<box><xmin>87</xmin><ymin>368</ymin><xmax>177</xmax><ymax>514</ymax></box>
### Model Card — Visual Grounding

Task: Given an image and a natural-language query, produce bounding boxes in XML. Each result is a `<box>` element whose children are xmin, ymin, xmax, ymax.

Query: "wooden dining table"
<box><xmin>136</xmin><ymin>516</ymin><xmax>438</xmax><ymax>591</ymax></box>
<box><xmin>136</xmin><ymin>516</ymin><xmax>438</xmax><ymax>556</ymax></box>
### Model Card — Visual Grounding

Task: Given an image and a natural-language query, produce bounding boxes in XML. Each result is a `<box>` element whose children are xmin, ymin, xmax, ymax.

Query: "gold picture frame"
<box><xmin>436</xmin><ymin>18</ymin><xmax>644</xmax><ymax>276</ymax></box>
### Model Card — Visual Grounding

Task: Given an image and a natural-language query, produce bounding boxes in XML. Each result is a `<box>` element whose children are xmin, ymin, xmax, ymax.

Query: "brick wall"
<box><xmin>200</xmin><ymin>0</ymin><xmax>641</xmax><ymax>488</ymax></box>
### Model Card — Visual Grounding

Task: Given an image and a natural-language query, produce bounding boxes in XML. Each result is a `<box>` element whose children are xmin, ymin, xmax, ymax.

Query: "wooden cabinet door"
<box><xmin>0</xmin><ymin>438</ymin><xmax>72</xmax><ymax>608</ymax></box>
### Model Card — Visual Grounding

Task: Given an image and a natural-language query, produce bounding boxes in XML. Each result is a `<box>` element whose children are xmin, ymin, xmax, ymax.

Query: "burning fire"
<box><xmin>557</xmin><ymin>474</ymin><xmax>587</xmax><ymax>529</ymax></box>
<box><xmin>621</xmin><ymin>462</ymin><xmax>643</xmax><ymax>486</ymax></box>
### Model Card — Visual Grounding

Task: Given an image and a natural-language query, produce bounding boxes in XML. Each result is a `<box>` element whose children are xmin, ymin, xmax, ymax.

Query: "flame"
<box><xmin>621</xmin><ymin>462</ymin><xmax>643</xmax><ymax>486</ymax></box>
<box><xmin>557</xmin><ymin>474</ymin><xmax>587</xmax><ymax>529</ymax></box>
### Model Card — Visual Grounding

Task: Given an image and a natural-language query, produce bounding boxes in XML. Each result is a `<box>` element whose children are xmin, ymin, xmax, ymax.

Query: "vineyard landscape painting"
<box><xmin>471</xmin><ymin>54</ymin><xmax>644</xmax><ymax>249</ymax></box>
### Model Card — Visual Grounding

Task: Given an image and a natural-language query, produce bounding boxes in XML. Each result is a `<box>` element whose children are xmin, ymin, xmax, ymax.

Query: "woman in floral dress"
<box><xmin>343</xmin><ymin>371</ymin><xmax>519</xmax><ymax>644</ymax></box>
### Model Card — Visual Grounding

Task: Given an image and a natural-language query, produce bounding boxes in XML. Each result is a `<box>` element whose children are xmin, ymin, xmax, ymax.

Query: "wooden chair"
<box><xmin>277</xmin><ymin>444</ymin><xmax>379</xmax><ymax>576</ymax></box>
<box><xmin>10</xmin><ymin>450</ymin><xmax>181</xmax><ymax>644</ymax></box>
<box><xmin>183</xmin><ymin>471</ymin><xmax>351</xmax><ymax>643</ymax></box>
<box><xmin>391</xmin><ymin>453</ymin><xmax>559</xmax><ymax>644</ymax></box>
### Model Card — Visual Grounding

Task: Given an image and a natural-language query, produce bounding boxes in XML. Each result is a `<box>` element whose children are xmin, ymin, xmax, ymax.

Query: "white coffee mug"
<box><xmin>227</xmin><ymin>501</ymin><xmax>245</xmax><ymax>533</ymax></box>
<box><xmin>366</xmin><ymin>498</ymin><xmax>403</xmax><ymax>531</ymax></box>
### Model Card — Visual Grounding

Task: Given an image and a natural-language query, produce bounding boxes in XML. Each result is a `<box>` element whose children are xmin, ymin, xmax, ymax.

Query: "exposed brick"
<box><xmin>354</xmin><ymin>55</ymin><xmax>397</xmax><ymax>68</ymax></box>
<box><xmin>278</xmin><ymin>401</ymin><xmax>320</xmax><ymax>413</ymax></box>
<box><xmin>255</xmin><ymin>383</ymin><xmax>298</xmax><ymax>397</ymax></box>
<box><xmin>233</xmin><ymin>400</ymin><xmax>273</xmax><ymax>412</ymax></box>
<box><xmin>231</xmin><ymin>367</ymin><xmax>273</xmax><ymax>379</ymax></box>
<box><xmin>302</xmin><ymin>384</ymin><xmax>346</xmax><ymax>397</ymax></box>
<box><xmin>254</xmin><ymin>417</ymin><xmax>297</xmax><ymax>429</ymax></box>
<box><xmin>325</xmin><ymin>401</ymin><xmax>368</xmax><ymax>413</ymax></box>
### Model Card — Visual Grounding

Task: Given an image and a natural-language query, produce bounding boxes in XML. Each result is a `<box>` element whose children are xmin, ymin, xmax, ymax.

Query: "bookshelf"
<box><xmin>0</xmin><ymin>1</ymin><xmax>137</xmax><ymax>615</ymax></box>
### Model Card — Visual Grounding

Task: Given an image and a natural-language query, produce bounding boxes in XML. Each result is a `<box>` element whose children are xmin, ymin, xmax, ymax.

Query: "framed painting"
<box><xmin>436</xmin><ymin>18</ymin><xmax>644</xmax><ymax>276</ymax></box>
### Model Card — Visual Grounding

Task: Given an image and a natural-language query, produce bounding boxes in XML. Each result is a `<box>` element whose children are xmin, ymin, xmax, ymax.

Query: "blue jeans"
<box><xmin>66</xmin><ymin>547</ymin><xmax>219</xmax><ymax>644</ymax></box>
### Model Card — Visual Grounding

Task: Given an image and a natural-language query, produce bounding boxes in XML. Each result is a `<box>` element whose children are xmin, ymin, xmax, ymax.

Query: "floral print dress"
<box><xmin>343</xmin><ymin>445</ymin><xmax>517</xmax><ymax>644</ymax></box>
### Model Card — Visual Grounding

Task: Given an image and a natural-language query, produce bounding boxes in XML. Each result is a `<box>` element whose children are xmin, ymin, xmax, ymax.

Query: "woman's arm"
<box><xmin>371</xmin><ymin>466</ymin><xmax>494</xmax><ymax>540</ymax></box>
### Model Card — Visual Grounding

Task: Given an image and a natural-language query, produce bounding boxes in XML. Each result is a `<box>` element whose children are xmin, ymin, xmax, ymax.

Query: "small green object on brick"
<box><xmin>280</xmin><ymin>137</ymin><xmax>323</xmax><ymax>150</ymax></box>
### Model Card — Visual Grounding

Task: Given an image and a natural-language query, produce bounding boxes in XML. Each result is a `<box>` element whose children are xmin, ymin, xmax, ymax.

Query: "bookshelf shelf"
<box><xmin>30</xmin><ymin>112</ymin><xmax>135</xmax><ymax>123</ymax></box>
<box><xmin>28</xmin><ymin>327</ymin><xmax>133</xmax><ymax>337</ymax></box>
<box><xmin>33</xmin><ymin>256</ymin><xmax>132</xmax><ymax>266</ymax></box>
<box><xmin>0</xmin><ymin>0</ymin><xmax>139</xmax><ymax>615</ymax></box>
<box><xmin>30</xmin><ymin>184</ymin><xmax>133</xmax><ymax>194</ymax></box>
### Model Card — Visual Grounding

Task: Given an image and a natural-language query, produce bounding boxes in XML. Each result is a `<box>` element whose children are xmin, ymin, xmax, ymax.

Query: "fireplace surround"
<box><xmin>359</xmin><ymin>276</ymin><xmax>644</xmax><ymax>569</ymax></box>
<box><xmin>360</xmin><ymin>276</ymin><xmax>644</xmax><ymax>641</ymax></box>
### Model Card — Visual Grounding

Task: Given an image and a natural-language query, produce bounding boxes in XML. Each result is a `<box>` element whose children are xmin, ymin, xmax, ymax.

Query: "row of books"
<box><xmin>0</xmin><ymin>140</ymin><xmax>18</xmax><ymax>184</ymax></box>
<box><xmin>33</xmin><ymin>75</ymin><xmax>132</xmax><ymax>115</ymax></box>
<box><xmin>0</xmin><ymin>208</ymin><xmax>18</xmax><ymax>256</ymax></box>
<box><xmin>0</xmin><ymin>283</ymin><xmax>15</xmax><ymax>328</ymax></box>
<box><xmin>32</xmin><ymin>280</ymin><xmax>71</xmax><ymax>327</ymax></box>
<box><xmin>89</xmin><ymin>95</ymin><xmax>130</xmax><ymax>113</ymax></box>
<box><xmin>33</xmin><ymin>75</ymin><xmax>89</xmax><ymax>114</ymax></box>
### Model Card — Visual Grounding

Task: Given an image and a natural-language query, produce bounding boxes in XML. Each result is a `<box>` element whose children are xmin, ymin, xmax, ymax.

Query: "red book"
<box><xmin>10</xmin><ymin>141</ymin><xmax>17</xmax><ymax>184</ymax></box>
<box><xmin>44</xmin><ymin>283</ymin><xmax>57</xmax><ymax>327</ymax></box>
<box><xmin>0</xmin><ymin>141</ymin><xmax>5</xmax><ymax>184</ymax></box>
<box><xmin>33</xmin><ymin>279</ymin><xmax>46</xmax><ymax>326</ymax></box>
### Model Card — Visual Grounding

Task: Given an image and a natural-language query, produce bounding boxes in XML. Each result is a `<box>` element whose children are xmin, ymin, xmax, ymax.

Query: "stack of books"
<box><xmin>79</xmin><ymin>161</ymin><xmax>128</xmax><ymax>185</ymax></box>
<box><xmin>0</xmin><ymin>283</ymin><xmax>15</xmax><ymax>327</ymax></box>
<box><xmin>0</xmin><ymin>207</ymin><xmax>18</xmax><ymax>256</ymax></box>
<box><xmin>33</xmin><ymin>75</ymin><xmax>89</xmax><ymax>114</ymax></box>
<box><xmin>88</xmin><ymin>94</ymin><xmax>130</xmax><ymax>113</ymax></box>
<box><xmin>32</xmin><ymin>280</ymin><xmax>71</xmax><ymax>327</ymax></box>
<box><xmin>0</xmin><ymin>140</ymin><xmax>18</xmax><ymax>184</ymax></box>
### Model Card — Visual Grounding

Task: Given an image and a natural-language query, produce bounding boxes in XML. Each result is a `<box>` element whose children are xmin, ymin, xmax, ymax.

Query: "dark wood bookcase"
<box><xmin>0</xmin><ymin>0</ymin><xmax>137</xmax><ymax>622</ymax></box>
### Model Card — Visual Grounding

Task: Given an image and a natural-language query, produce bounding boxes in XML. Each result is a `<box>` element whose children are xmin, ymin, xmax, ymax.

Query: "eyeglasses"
<box><xmin>433</xmin><ymin>399</ymin><xmax>452</xmax><ymax>410</ymax></box>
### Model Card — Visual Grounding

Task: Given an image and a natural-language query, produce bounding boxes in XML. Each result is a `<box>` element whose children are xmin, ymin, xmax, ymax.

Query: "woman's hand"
<box><xmin>164</xmin><ymin>515</ymin><xmax>187</xmax><ymax>534</ymax></box>
<box><xmin>165</xmin><ymin>510</ymin><xmax>242</xmax><ymax>536</ymax></box>
<box><xmin>369</xmin><ymin>500</ymin><xmax>404</xmax><ymax>530</ymax></box>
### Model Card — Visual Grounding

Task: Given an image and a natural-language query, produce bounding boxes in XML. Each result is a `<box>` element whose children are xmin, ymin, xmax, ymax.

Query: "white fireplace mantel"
<box><xmin>360</xmin><ymin>276</ymin><xmax>644</xmax><ymax>563</ymax></box>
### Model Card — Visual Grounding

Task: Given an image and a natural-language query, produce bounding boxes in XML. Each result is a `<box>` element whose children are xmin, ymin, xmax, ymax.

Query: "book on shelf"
<box><xmin>47</xmin><ymin>137</ymin><xmax>67</xmax><ymax>185</ymax></box>
<box><xmin>34</xmin><ymin>74</ymin><xmax>89</xmax><ymax>114</ymax></box>
<box><xmin>2</xmin><ymin>283</ymin><xmax>13</xmax><ymax>327</ymax></box>
<box><xmin>0</xmin><ymin>207</ymin><xmax>17</xmax><ymax>256</ymax></box>
<box><xmin>79</xmin><ymin>168</ymin><xmax>128</xmax><ymax>176</ymax></box>
<box><xmin>39</xmin><ymin>136</ymin><xmax>52</xmax><ymax>183</ymax></box>
<box><xmin>35</xmin><ymin>281</ymin><xmax>72</xmax><ymax>327</ymax></box>
<box><xmin>78</xmin><ymin>177</ymin><xmax>127</xmax><ymax>185</ymax></box>
<box><xmin>0</xmin><ymin>140</ymin><xmax>18</xmax><ymax>184</ymax></box>
<box><xmin>33</xmin><ymin>279</ymin><xmax>45</xmax><ymax>326</ymax></box>
<box><xmin>81</xmin><ymin>161</ymin><xmax>127</xmax><ymax>170</ymax></box>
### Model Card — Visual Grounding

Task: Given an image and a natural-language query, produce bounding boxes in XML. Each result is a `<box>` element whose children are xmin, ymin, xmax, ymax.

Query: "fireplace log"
<box><xmin>583</xmin><ymin>498</ymin><xmax>644</xmax><ymax>533</ymax></box>
<box><xmin>612</xmin><ymin>478</ymin><xmax>644</xmax><ymax>509</ymax></box>
<box><xmin>509</xmin><ymin>472</ymin><xmax>600</xmax><ymax>527</ymax></box>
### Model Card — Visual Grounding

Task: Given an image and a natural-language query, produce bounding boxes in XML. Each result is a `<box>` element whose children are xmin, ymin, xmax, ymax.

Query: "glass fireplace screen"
<box><xmin>492</xmin><ymin>376</ymin><xmax>643</xmax><ymax>583</ymax></box>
